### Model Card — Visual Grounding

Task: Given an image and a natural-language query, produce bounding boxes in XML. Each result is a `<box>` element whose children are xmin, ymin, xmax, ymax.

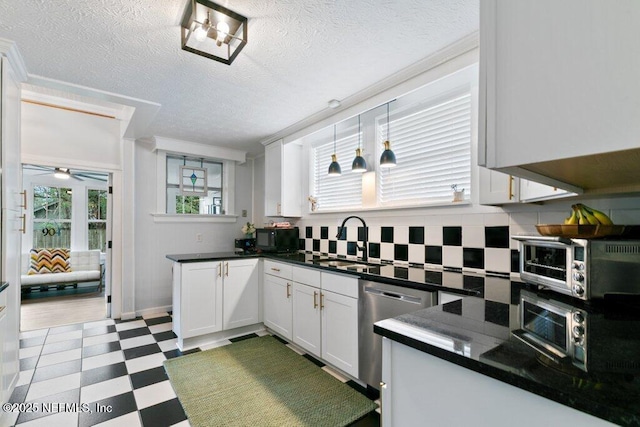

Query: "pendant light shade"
<box><xmin>380</xmin><ymin>141</ymin><xmax>396</xmax><ymax>168</ymax></box>
<box><xmin>328</xmin><ymin>124</ymin><xmax>342</xmax><ymax>176</ymax></box>
<box><xmin>351</xmin><ymin>115</ymin><xmax>367</xmax><ymax>173</ymax></box>
<box><xmin>379</xmin><ymin>102</ymin><xmax>397</xmax><ymax>168</ymax></box>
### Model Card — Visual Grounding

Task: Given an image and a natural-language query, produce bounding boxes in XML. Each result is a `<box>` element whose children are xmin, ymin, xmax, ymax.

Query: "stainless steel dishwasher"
<box><xmin>359</xmin><ymin>280</ymin><xmax>436</xmax><ymax>389</ymax></box>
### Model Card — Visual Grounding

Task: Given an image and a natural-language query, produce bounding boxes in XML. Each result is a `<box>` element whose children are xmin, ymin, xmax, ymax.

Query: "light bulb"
<box><xmin>193</xmin><ymin>22</ymin><xmax>209</xmax><ymax>42</ymax></box>
<box><xmin>216</xmin><ymin>21</ymin><xmax>230</xmax><ymax>46</ymax></box>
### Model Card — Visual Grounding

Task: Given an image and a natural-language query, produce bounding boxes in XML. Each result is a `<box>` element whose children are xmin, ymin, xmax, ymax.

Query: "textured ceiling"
<box><xmin>0</xmin><ymin>0</ymin><xmax>479</xmax><ymax>155</ymax></box>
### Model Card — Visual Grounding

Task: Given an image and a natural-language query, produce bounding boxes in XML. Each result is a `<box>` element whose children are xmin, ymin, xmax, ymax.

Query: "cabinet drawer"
<box><xmin>264</xmin><ymin>260</ymin><xmax>293</xmax><ymax>280</ymax></box>
<box><xmin>321</xmin><ymin>272</ymin><xmax>358</xmax><ymax>299</ymax></box>
<box><xmin>292</xmin><ymin>266</ymin><xmax>321</xmax><ymax>288</ymax></box>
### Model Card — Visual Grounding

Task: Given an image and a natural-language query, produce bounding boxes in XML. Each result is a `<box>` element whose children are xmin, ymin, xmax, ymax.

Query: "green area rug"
<box><xmin>163</xmin><ymin>335</ymin><xmax>377</xmax><ymax>427</ymax></box>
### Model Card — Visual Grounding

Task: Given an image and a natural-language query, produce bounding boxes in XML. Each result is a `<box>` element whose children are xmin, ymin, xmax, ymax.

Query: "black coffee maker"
<box><xmin>235</xmin><ymin>238</ymin><xmax>256</xmax><ymax>253</ymax></box>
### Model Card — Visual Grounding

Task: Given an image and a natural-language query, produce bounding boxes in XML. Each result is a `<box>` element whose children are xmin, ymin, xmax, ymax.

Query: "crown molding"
<box><xmin>260</xmin><ymin>31</ymin><xmax>479</xmax><ymax>147</ymax></box>
<box><xmin>0</xmin><ymin>38</ymin><xmax>28</xmax><ymax>82</ymax></box>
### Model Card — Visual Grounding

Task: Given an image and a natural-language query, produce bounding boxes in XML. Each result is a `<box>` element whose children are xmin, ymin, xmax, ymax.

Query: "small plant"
<box><xmin>241</xmin><ymin>222</ymin><xmax>256</xmax><ymax>236</ymax></box>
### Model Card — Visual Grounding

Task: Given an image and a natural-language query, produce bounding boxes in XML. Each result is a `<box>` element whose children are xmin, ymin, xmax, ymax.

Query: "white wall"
<box><xmin>21</xmin><ymin>102</ymin><xmax>121</xmax><ymax>170</ymax></box>
<box><xmin>133</xmin><ymin>142</ymin><xmax>254</xmax><ymax>315</ymax></box>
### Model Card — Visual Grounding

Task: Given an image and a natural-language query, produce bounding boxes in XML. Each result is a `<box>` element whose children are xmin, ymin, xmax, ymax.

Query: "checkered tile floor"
<box><xmin>8</xmin><ymin>313</ymin><xmax>380</xmax><ymax>427</ymax></box>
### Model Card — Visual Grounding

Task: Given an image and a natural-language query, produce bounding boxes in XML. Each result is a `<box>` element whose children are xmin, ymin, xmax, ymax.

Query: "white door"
<box><xmin>1</xmin><ymin>56</ymin><xmax>23</xmax><ymax>400</ymax></box>
<box><xmin>223</xmin><ymin>259</ymin><xmax>259</xmax><ymax>330</ymax></box>
<box><xmin>321</xmin><ymin>290</ymin><xmax>358</xmax><ymax>378</ymax></box>
<box><xmin>292</xmin><ymin>282</ymin><xmax>321</xmax><ymax>357</ymax></box>
<box><xmin>181</xmin><ymin>262</ymin><xmax>222</xmax><ymax>338</ymax></box>
<box><xmin>263</xmin><ymin>274</ymin><xmax>292</xmax><ymax>340</ymax></box>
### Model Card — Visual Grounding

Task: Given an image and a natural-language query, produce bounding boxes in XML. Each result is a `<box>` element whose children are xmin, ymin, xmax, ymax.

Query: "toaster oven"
<box><xmin>512</xmin><ymin>236</ymin><xmax>640</xmax><ymax>300</ymax></box>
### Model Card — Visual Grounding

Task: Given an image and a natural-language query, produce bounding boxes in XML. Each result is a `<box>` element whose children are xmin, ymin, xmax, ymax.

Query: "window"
<box><xmin>307</xmin><ymin>64</ymin><xmax>475</xmax><ymax>212</ymax></box>
<box><xmin>313</xmin><ymin>128</ymin><xmax>363</xmax><ymax>211</ymax></box>
<box><xmin>32</xmin><ymin>186</ymin><xmax>72</xmax><ymax>248</ymax></box>
<box><xmin>378</xmin><ymin>91</ymin><xmax>472</xmax><ymax>205</ymax></box>
<box><xmin>166</xmin><ymin>155</ymin><xmax>223</xmax><ymax>214</ymax></box>
<box><xmin>88</xmin><ymin>189</ymin><xmax>107</xmax><ymax>252</ymax></box>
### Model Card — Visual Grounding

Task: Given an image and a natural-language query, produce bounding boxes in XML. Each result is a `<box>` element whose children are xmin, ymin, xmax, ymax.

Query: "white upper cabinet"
<box><xmin>478</xmin><ymin>167</ymin><xmax>576</xmax><ymax>205</ymax></box>
<box><xmin>479</xmin><ymin>0</ymin><xmax>640</xmax><ymax>195</ymax></box>
<box><xmin>264</xmin><ymin>140</ymin><xmax>302</xmax><ymax>217</ymax></box>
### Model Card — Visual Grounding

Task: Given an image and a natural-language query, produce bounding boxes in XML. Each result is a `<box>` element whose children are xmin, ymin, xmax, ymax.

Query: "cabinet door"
<box><xmin>519</xmin><ymin>180</ymin><xmax>575</xmax><ymax>203</ymax></box>
<box><xmin>321</xmin><ymin>290</ymin><xmax>358</xmax><ymax>378</ymax></box>
<box><xmin>292</xmin><ymin>282</ymin><xmax>321</xmax><ymax>357</ymax></box>
<box><xmin>181</xmin><ymin>262</ymin><xmax>222</xmax><ymax>338</ymax></box>
<box><xmin>478</xmin><ymin>167</ymin><xmax>519</xmax><ymax>205</ymax></box>
<box><xmin>264</xmin><ymin>140</ymin><xmax>302</xmax><ymax>217</ymax></box>
<box><xmin>264</xmin><ymin>141</ymin><xmax>282</xmax><ymax>216</ymax></box>
<box><xmin>223</xmin><ymin>259</ymin><xmax>259</xmax><ymax>330</ymax></box>
<box><xmin>263</xmin><ymin>274</ymin><xmax>293</xmax><ymax>340</ymax></box>
<box><xmin>280</xmin><ymin>143</ymin><xmax>302</xmax><ymax>217</ymax></box>
<box><xmin>480</xmin><ymin>0</ymin><xmax>640</xmax><ymax>189</ymax></box>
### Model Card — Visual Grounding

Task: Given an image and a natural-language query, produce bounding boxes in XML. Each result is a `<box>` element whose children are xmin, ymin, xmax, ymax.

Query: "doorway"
<box><xmin>20</xmin><ymin>164</ymin><xmax>112</xmax><ymax>331</ymax></box>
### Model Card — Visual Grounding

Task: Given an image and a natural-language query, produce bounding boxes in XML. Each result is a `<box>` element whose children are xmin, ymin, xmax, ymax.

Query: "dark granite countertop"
<box><xmin>375</xmin><ymin>284</ymin><xmax>640</xmax><ymax>426</ymax></box>
<box><xmin>0</xmin><ymin>282</ymin><xmax>8</xmax><ymax>293</ymax></box>
<box><xmin>166</xmin><ymin>251</ymin><xmax>487</xmax><ymax>297</ymax></box>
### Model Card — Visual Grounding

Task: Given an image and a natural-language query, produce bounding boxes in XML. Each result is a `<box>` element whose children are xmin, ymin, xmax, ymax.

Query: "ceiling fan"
<box><xmin>23</xmin><ymin>164</ymin><xmax>108</xmax><ymax>182</ymax></box>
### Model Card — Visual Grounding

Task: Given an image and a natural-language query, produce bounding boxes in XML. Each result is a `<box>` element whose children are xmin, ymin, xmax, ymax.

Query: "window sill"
<box><xmin>151</xmin><ymin>214</ymin><xmax>238</xmax><ymax>223</ymax></box>
<box><xmin>309</xmin><ymin>200</ymin><xmax>472</xmax><ymax>215</ymax></box>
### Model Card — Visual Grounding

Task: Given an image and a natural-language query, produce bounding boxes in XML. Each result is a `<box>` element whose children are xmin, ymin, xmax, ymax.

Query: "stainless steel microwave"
<box><xmin>255</xmin><ymin>227</ymin><xmax>299</xmax><ymax>253</ymax></box>
<box><xmin>512</xmin><ymin>235</ymin><xmax>640</xmax><ymax>300</ymax></box>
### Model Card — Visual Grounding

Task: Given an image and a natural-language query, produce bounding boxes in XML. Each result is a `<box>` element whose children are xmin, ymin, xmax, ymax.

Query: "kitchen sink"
<box><xmin>315</xmin><ymin>259</ymin><xmax>370</xmax><ymax>269</ymax></box>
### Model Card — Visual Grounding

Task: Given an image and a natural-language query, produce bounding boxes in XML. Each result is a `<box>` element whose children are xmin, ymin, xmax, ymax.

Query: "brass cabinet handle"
<box><xmin>19</xmin><ymin>214</ymin><xmax>26</xmax><ymax>234</ymax></box>
<box><xmin>20</xmin><ymin>190</ymin><xmax>27</xmax><ymax>209</ymax></box>
<box><xmin>225</xmin><ymin>262</ymin><xmax>229</xmax><ymax>277</ymax></box>
<box><xmin>218</xmin><ymin>262</ymin><xmax>222</xmax><ymax>277</ymax></box>
<box><xmin>508</xmin><ymin>175</ymin><xmax>514</xmax><ymax>200</ymax></box>
<box><xmin>320</xmin><ymin>292</ymin><xmax>324</xmax><ymax>310</ymax></box>
<box><xmin>286</xmin><ymin>283</ymin><xmax>291</xmax><ymax>298</ymax></box>
<box><xmin>313</xmin><ymin>291</ymin><xmax>318</xmax><ymax>309</ymax></box>
<box><xmin>271</xmin><ymin>267</ymin><xmax>281</xmax><ymax>272</ymax></box>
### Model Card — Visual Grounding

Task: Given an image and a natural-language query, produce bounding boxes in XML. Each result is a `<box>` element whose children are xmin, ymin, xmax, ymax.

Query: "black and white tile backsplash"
<box><xmin>300</xmin><ymin>223</ymin><xmax>516</xmax><ymax>275</ymax></box>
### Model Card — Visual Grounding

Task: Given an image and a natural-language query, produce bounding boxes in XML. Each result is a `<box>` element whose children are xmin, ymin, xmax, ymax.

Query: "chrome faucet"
<box><xmin>336</xmin><ymin>216</ymin><xmax>368</xmax><ymax>262</ymax></box>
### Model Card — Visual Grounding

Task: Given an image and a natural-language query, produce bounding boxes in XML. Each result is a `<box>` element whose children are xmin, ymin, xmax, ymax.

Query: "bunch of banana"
<box><xmin>564</xmin><ymin>204</ymin><xmax>613</xmax><ymax>225</ymax></box>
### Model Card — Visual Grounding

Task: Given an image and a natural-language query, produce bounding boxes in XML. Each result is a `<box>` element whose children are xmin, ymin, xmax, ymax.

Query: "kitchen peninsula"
<box><xmin>375</xmin><ymin>286</ymin><xmax>640</xmax><ymax>426</ymax></box>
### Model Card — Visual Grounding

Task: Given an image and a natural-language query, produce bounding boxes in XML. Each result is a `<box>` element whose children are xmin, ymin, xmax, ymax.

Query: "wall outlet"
<box><xmin>196</xmin><ymin>233</ymin><xmax>203</xmax><ymax>243</ymax></box>
<box><xmin>242</xmin><ymin>209</ymin><xmax>247</xmax><ymax>217</ymax></box>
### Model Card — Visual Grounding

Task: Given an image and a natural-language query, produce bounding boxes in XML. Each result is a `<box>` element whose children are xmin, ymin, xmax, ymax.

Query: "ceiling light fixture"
<box><xmin>352</xmin><ymin>115</ymin><xmax>367</xmax><ymax>173</ymax></box>
<box><xmin>181</xmin><ymin>0</ymin><xmax>248</xmax><ymax>65</ymax></box>
<box><xmin>54</xmin><ymin>168</ymin><xmax>71</xmax><ymax>180</ymax></box>
<box><xmin>328</xmin><ymin>124</ymin><xmax>342</xmax><ymax>176</ymax></box>
<box><xmin>328</xmin><ymin>99</ymin><xmax>341</xmax><ymax>109</ymax></box>
<box><xmin>380</xmin><ymin>101</ymin><xmax>397</xmax><ymax>168</ymax></box>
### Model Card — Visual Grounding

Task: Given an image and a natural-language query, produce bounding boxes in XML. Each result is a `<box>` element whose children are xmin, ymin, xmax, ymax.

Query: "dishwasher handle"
<box><xmin>364</xmin><ymin>287</ymin><xmax>424</xmax><ymax>304</ymax></box>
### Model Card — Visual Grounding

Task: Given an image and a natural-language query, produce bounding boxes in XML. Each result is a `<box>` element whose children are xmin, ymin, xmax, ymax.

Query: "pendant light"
<box><xmin>351</xmin><ymin>115</ymin><xmax>367</xmax><ymax>173</ymax></box>
<box><xmin>327</xmin><ymin>124</ymin><xmax>342</xmax><ymax>176</ymax></box>
<box><xmin>379</xmin><ymin>102</ymin><xmax>397</xmax><ymax>168</ymax></box>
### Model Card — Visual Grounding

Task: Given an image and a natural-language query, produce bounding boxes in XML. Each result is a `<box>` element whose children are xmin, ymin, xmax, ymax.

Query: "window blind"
<box><xmin>313</xmin><ymin>132</ymin><xmax>363</xmax><ymax>211</ymax></box>
<box><xmin>378</xmin><ymin>92</ymin><xmax>471</xmax><ymax>204</ymax></box>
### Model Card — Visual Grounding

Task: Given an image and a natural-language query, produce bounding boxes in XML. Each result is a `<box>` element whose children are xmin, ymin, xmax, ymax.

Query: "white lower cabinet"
<box><xmin>263</xmin><ymin>274</ymin><xmax>293</xmax><ymax>340</ymax></box>
<box><xmin>321</xmin><ymin>289</ymin><xmax>358</xmax><ymax>376</ymax></box>
<box><xmin>172</xmin><ymin>259</ymin><xmax>259</xmax><ymax>349</ymax></box>
<box><xmin>381</xmin><ymin>337</ymin><xmax>612</xmax><ymax>426</ymax></box>
<box><xmin>287</xmin><ymin>267</ymin><xmax>359</xmax><ymax>378</ymax></box>
<box><xmin>223</xmin><ymin>259</ymin><xmax>260</xmax><ymax>330</ymax></box>
<box><xmin>292</xmin><ymin>282</ymin><xmax>321</xmax><ymax>356</ymax></box>
<box><xmin>174</xmin><ymin>261</ymin><xmax>223</xmax><ymax>339</ymax></box>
